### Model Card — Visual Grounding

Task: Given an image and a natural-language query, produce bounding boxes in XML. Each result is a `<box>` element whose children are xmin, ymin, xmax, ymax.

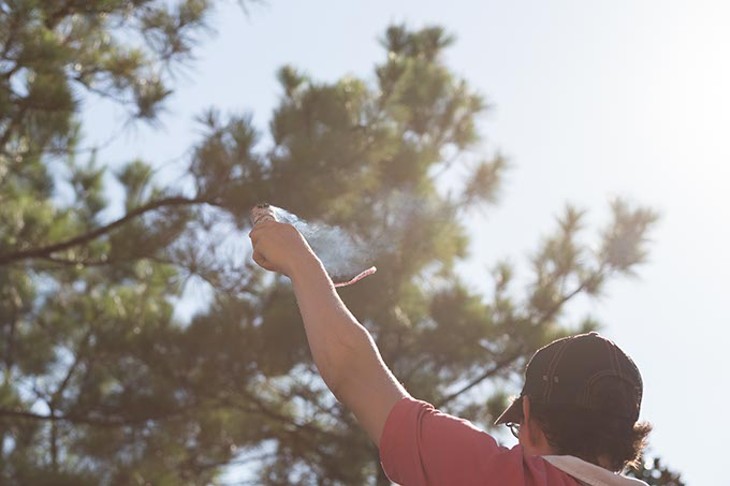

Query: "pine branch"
<box><xmin>38</xmin><ymin>255</ymin><xmax>115</xmax><ymax>267</ymax></box>
<box><xmin>0</xmin><ymin>196</ymin><xmax>211</xmax><ymax>266</ymax></box>
<box><xmin>0</xmin><ymin>99</ymin><xmax>29</xmax><ymax>151</ymax></box>
<box><xmin>50</xmin><ymin>329</ymin><xmax>94</xmax><ymax>408</ymax></box>
<box><xmin>433</xmin><ymin>274</ymin><xmax>601</xmax><ymax>409</ymax></box>
<box><xmin>434</xmin><ymin>350</ymin><xmax>524</xmax><ymax>409</ymax></box>
<box><xmin>217</xmin><ymin>394</ymin><xmax>356</xmax><ymax>482</ymax></box>
<box><xmin>44</xmin><ymin>1</ymin><xmax>75</xmax><ymax>30</ymax></box>
<box><xmin>0</xmin><ymin>408</ymin><xmax>150</xmax><ymax>428</ymax></box>
<box><xmin>534</xmin><ymin>278</ymin><xmax>590</xmax><ymax>328</ymax></box>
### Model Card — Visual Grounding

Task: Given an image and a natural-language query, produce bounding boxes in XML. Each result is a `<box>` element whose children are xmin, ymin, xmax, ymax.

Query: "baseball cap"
<box><xmin>495</xmin><ymin>332</ymin><xmax>643</xmax><ymax>425</ymax></box>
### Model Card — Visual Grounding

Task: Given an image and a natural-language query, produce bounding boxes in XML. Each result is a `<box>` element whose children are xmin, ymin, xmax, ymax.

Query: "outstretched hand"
<box><xmin>250</xmin><ymin>219</ymin><xmax>407</xmax><ymax>447</ymax></box>
<box><xmin>249</xmin><ymin>221</ymin><xmax>317</xmax><ymax>277</ymax></box>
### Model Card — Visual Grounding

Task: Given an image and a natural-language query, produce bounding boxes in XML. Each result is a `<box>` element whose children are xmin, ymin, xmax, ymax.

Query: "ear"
<box><xmin>521</xmin><ymin>396</ymin><xmax>552</xmax><ymax>454</ymax></box>
<box><xmin>521</xmin><ymin>396</ymin><xmax>538</xmax><ymax>442</ymax></box>
<box><xmin>520</xmin><ymin>396</ymin><xmax>533</xmax><ymax>446</ymax></box>
<box><xmin>522</xmin><ymin>395</ymin><xmax>532</xmax><ymax>423</ymax></box>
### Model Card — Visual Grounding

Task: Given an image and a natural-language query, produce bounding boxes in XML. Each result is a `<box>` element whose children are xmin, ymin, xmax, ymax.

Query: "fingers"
<box><xmin>249</xmin><ymin>221</ymin><xmax>286</xmax><ymax>273</ymax></box>
<box><xmin>248</xmin><ymin>221</ymin><xmax>308</xmax><ymax>276</ymax></box>
<box><xmin>249</xmin><ymin>224</ymin><xmax>271</xmax><ymax>271</ymax></box>
<box><xmin>252</xmin><ymin>249</ymin><xmax>276</xmax><ymax>272</ymax></box>
<box><xmin>248</xmin><ymin>221</ymin><xmax>273</xmax><ymax>248</ymax></box>
<box><xmin>248</xmin><ymin>220</ymin><xmax>294</xmax><ymax>243</ymax></box>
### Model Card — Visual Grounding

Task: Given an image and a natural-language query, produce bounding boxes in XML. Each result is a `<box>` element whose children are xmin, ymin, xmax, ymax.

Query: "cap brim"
<box><xmin>494</xmin><ymin>396</ymin><xmax>523</xmax><ymax>425</ymax></box>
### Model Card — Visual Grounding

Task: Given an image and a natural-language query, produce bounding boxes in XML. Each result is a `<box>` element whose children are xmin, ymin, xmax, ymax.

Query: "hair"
<box><xmin>529</xmin><ymin>400</ymin><xmax>652</xmax><ymax>472</ymax></box>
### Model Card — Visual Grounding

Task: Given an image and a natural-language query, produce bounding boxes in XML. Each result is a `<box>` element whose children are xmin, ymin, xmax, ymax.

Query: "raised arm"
<box><xmin>249</xmin><ymin>221</ymin><xmax>408</xmax><ymax>445</ymax></box>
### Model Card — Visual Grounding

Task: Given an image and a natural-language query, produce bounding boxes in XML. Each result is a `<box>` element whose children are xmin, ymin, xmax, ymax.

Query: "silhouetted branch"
<box><xmin>0</xmin><ymin>196</ymin><xmax>212</xmax><ymax>266</ymax></box>
<box><xmin>434</xmin><ymin>350</ymin><xmax>524</xmax><ymax>408</ymax></box>
<box><xmin>0</xmin><ymin>399</ymin><xmax>201</xmax><ymax>428</ymax></box>
<box><xmin>0</xmin><ymin>408</ymin><xmax>129</xmax><ymax>427</ymax></box>
<box><xmin>434</xmin><ymin>274</ymin><xmax>601</xmax><ymax>409</ymax></box>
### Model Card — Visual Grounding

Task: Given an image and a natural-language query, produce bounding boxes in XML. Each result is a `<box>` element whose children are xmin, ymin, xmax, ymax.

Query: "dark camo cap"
<box><xmin>495</xmin><ymin>332</ymin><xmax>643</xmax><ymax>425</ymax></box>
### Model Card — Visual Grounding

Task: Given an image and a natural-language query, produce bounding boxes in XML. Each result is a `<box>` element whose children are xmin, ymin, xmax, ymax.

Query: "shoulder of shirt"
<box><xmin>542</xmin><ymin>455</ymin><xmax>650</xmax><ymax>486</ymax></box>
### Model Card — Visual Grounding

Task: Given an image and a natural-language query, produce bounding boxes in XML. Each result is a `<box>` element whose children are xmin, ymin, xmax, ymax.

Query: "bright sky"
<box><xmin>85</xmin><ymin>0</ymin><xmax>730</xmax><ymax>483</ymax></box>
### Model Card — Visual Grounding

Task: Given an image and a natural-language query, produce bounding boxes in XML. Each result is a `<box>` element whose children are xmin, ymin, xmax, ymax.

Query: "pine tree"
<box><xmin>627</xmin><ymin>456</ymin><xmax>686</xmax><ymax>486</ymax></box>
<box><xmin>0</xmin><ymin>2</ymin><xmax>681</xmax><ymax>484</ymax></box>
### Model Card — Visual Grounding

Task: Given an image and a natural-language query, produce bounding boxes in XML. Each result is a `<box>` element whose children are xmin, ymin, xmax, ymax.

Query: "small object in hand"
<box><xmin>333</xmin><ymin>266</ymin><xmax>377</xmax><ymax>288</ymax></box>
<box><xmin>250</xmin><ymin>203</ymin><xmax>278</xmax><ymax>226</ymax></box>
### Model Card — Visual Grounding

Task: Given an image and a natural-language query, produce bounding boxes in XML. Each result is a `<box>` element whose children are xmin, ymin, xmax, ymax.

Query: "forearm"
<box><xmin>289</xmin><ymin>253</ymin><xmax>407</xmax><ymax>442</ymax></box>
<box><xmin>249</xmin><ymin>219</ymin><xmax>407</xmax><ymax>444</ymax></box>
<box><xmin>289</xmin><ymin>254</ymin><xmax>387</xmax><ymax>394</ymax></box>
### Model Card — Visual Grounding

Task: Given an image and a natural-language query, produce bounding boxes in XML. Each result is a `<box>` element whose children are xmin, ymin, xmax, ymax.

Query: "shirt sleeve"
<box><xmin>379</xmin><ymin>396</ymin><xmax>510</xmax><ymax>485</ymax></box>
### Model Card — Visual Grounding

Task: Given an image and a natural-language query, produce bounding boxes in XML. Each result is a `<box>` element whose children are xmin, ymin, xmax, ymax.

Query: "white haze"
<box><xmin>270</xmin><ymin>206</ymin><xmax>375</xmax><ymax>281</ymax></box>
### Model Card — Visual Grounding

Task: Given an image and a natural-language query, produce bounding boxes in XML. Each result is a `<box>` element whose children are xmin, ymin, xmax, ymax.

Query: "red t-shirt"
<box><xmin>379</xmin><ymin>397</ymin><xmax>582</xmax><ymax>486</ymax></box>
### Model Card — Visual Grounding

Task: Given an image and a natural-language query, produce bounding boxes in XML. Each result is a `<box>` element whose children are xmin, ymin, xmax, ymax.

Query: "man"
<box><xmin>249</xmin><ymin>220</ymin><xmax>652</xmax><ymax>485</ymax></box>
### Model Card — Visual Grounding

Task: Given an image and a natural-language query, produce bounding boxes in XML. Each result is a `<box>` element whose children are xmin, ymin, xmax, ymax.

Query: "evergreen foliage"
<box><xmin>0</xmin><ymin>2</ymin><xmax>682</xmax><ymax>484</ymax></box>
<box><xmin>627</xmin><ymin>456</ymin><xmax>686</xmax><ymax>486</ymax></box>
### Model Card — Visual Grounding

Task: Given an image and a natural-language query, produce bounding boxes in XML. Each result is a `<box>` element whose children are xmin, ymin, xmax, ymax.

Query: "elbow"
<box><xmin>317</xmin><ymin>325</ymin><xmax>374</xmax><ymax>399</ymax></box>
